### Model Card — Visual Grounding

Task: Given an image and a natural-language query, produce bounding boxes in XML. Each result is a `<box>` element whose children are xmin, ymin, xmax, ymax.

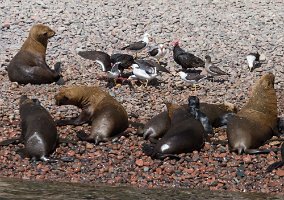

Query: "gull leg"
<box><xmin>145</xmin><ymin>80</ymin><xmax>149</xmax><ymax>87</ymax></box>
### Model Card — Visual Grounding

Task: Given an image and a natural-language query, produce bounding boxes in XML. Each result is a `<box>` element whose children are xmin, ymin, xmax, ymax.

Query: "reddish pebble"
<box><xmin>276</xmin><ymin>169</ymin><xmax>284</xmax><ymax>177</ymax></box>
<box><xmin>67</xmin><ymin>150</ymin><xmax>76</xmax><ymax>157</ymax></box>
<box><xmin>135</xmin><ymin>159</ymin><xmax>144</xmax><ymax>166</ymax></box>
<box><xmin>155</xmin><ymin>168</ymin><xmax>162</xmax><ymax>174</ymax></box>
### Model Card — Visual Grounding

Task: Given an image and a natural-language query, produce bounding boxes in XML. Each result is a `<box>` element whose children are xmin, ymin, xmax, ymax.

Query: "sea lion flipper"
<box><xmin>54</xmin><ymin>62</ymin><xmax>62</xmax><ymax>73</ymax></box>
<box><xmin>60</xmin><ymin>156</ymin><xmax>75</xmax><ymax>162</ymax></box>
<box><xmin>55</xmin><ymin>77</ymin><xmax>65</xmax><ymax>85</ymax></box>
<box><xmin>0</xmin><ymin>137</ymin><xmax>22</xmax><ymax>146</ymax></box>
<box><xmin>56</xmin><ymin>111</ymin><xmax>91</xmax><ymax>126</ymax></box>
<box><xmin>266</xmin><ymin>161</ymin><xmax>284</xmax><ymax>172</ymax></box>
<box><xmin>244</xmin><ymin>149</ymin><xmax>271</xmax><ymax>154</ymax></box>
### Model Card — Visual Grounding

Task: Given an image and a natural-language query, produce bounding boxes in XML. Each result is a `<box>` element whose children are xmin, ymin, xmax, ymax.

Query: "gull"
<box><xmin>121</xmin><ymin>32</ymin><xmax>151</xmax><ymax>58</ymax></box>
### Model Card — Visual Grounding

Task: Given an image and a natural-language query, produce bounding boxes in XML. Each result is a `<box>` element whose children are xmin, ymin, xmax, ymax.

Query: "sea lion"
<box><xmin>0</xmin><ymin>95</ymin><xmax>58</xmax><ymax>161</ymax></box>
<box><xmin>227</xmin><ymin>73</ymin><xmax>278</xmax><ymax>154</ymax></box>
<box><xmin>266</xmin><ymin>142</ymin><xmax>284</xmax><ymax>172</ymax></box>
<box><xmin>139</xmin><ymin>100</ymin><xmax>236</xmax><ymax>141</ymax></box>
<box><xmin>7</xmin><ymin>24</ymin><xmax>63</xmax><ymax>85</ymax></box>
<box><xmin>54</xmin><ymin>86</ymin><xmax>129</xmax><ymax>144</ymax></box>
<box><xmin>137</xmin><ymin>111</ymin><xmax>171</xmax><ymax>141</ymax></box>
<box><xmin>142</xmin><ymin>96</ymin><xmax>208</xmax><ymax>159</ymax></box>
<box><xmin>199</xmin><ymin>102</ymin><xmax>237</xmax><ymax>128</ymax></box>
<box><xmin>138</xmin><ymin>102</ymin><xmax>193</xmax><ymax>141</ymax></box>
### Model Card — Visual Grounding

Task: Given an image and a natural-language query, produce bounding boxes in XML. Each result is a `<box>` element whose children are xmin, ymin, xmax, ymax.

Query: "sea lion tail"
<box><xmin>266</xmin><ymin>161</ymin><xmax>284</xmax><ymax>172</ymax></box>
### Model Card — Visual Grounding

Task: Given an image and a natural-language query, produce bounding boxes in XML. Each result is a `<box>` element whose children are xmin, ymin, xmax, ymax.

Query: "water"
<box><xmin>0</xmin><ymin>177</ymin><xmax>282</xmax><ymax>200</ymax></box>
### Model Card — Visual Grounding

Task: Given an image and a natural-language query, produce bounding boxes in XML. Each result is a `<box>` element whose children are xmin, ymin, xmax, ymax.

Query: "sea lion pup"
<box><xmin>7</xmin><ymin>24</ymin><xmax>63</xmax><ymax>84</ymax></box>
<box><xmin>54</xmin><ymin>86</ymin><xmax>129</xmax><ymax>144</ymax></box>
<box><xmin>199</xmin><ymin>102</ymin><xmax>237</xmax><ymax>128</ymax></box>
<box><xmin>142</xmin><ymin>96</ymin><xmax>208</xmax><ymax>160</ymax></box>
<box><xmin>0</xmin><ymin>96</ymin><xmax>58</xmax><ymax>162</ymax></box>
<box><xmin>137</xmin><ymin>111</ymin><xmax>171</xmax><ymax>141</ymax></box>
<box><xmin>266</xmin><ymin>142</ymin><xmax>284</xmax><ymax>172</ymax></box>
<box><xmin>227</xmin><ymin>73</ymin><xmax>278</xmax><ymax>154</ymax></box>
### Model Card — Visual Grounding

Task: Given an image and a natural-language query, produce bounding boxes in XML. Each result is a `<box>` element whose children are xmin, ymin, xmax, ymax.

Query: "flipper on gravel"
<box><xmin>54</xmin><ymin>62</ymin><xmax>62</xmax><ymax>73</ymax></box>
<box><xmin>244</xmin><ymin>148</ymin><xmax>279</xmax><ymax>155</ymax></box>
<box><xmin>266</xmin><ymin>142</ymin><xmax>284</xmax><ymax>172</ymax></box>
<box><xmin>142</xmin><ymin>143</ymin><xmax>180</xmax><ymax>160</ymax></box>
<box><xmin>0</xmin><ymin>137</ymin><xmax>22</xmax><ymax>146</ymax></box>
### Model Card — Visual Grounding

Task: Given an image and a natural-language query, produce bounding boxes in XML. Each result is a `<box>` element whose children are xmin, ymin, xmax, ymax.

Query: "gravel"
<box><xmin>0</xmin><ymin>0</ymin><xmax>283</xmax><ymax>195</ymax></box>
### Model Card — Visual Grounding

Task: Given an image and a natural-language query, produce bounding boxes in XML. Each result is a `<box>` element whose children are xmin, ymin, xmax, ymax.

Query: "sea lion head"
<box><xmin>256</xmin><ymin>72</ymin><xmax>275</xmax><ymax>90</ymax></box>
<box><xmin>19</xmin><ymin>95</ymin><xmax>40</xmax><ymax>106</ymax></box>
<box><xmin>54</xmin><ymin>87</ymin><xmax>79</xmax><ymax>106</ymax></box>
<box><xmin>29</xmin><ymin>24</ymin><xmax>55</xmax><ymax>45</ymax></box>
<box><xmin>164</xmin><ymin>101</ymin><xmax>180</xmax><ymax>120</ymax></box>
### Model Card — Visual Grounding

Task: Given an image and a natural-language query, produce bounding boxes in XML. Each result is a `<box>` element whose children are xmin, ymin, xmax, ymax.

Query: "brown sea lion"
<box><xmin>227</xmin><ymin>73</ymin><xmax>278</xmax><ymax>154</ymax></box>
<box><xmin>0</xmin><ymin>96</ymin><xmax>58</xmax><ymax>161</ymax></box>
<box><xmin>7</xmin><ymin>24</ymin><xmax>63</xmax><ymax>85</ymax></box>
<box><xmin>54</xmin><ymin>86</ymin><xmax>129</xmax><ymax>144</ymax></box>
<box><xmin>142</xmin><ymin>96</ymin><xmax>207</xmax><ymax>159</ymax></box>
<box><xmin>266</xmin><ymin>142</ymin><xmax>284</xmax><ymax>172</ymax></box>
<box><xmin>199</xmin><ymin>102</ymin><xmax>237</xmax><ymax>127</ymax></box>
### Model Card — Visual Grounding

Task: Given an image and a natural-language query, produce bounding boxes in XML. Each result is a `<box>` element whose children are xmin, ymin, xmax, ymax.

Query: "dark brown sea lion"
<box><xmin>7</xmin><ymin>24</ymin><xmax>63</xmax><ymax>84</ymax></box>
<box><xmin>54</xmin><ymin>86</ymin><xmax>129</xmax><ymax>144</ymax></box>
<box><xmin>0</xmin><ymin>95</ymin><xmax>58</xmax><ymax>161</ymax></box>
<box><xmin>142</xmin><ymin>96</ymin><xmax>207</xmax><ymax>159</ymax></box>
<box><xmin>137</xmin><ymin>111</ymin><xmax>171</xmax><ymax>141</ymax></box>
<box><xmin>266</xmin><ymin>142</ymin><xmax>284</xmax><ymax>172</ymax></box>
<box><xmin>227</xmin><ymin>73</ymin><xmax>278</xmax><ymax>154</ymax></box>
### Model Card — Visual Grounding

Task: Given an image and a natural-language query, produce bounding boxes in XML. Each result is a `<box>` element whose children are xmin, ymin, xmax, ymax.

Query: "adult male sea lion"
<box><xmin>7</xmin><ymin>24</ymin><xmax>63</xmax><ymax>84</ymax></box>
<box><xmin>0</xmin><ymin>95</ymin><xmax>58</xmax><ymax>161</ymax></box>
<box><xmin>227</xmin><ymin>73</ymin><xmax>278</xmax><ymax>154</ymax></box>
<box><xmin>54</xmin><ymin>86</ymin><xmax>129</xmax><ymax>144</ymax></box>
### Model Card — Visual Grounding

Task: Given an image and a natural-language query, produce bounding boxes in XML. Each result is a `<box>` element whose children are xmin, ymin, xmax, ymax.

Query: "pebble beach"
<box><xmin>0</xmin><ymin>0</ymin><xmax>283</xmax><ymax>195</ymax></box>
